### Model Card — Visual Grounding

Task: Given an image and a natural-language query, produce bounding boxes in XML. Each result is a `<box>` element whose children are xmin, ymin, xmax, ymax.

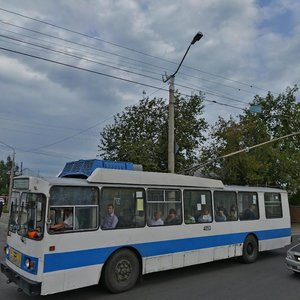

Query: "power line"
<box><xmin>0</xmin><ymin>33</ymin><xmax>162</xmax><ymax>82</ymax></box>
<box><xmin>0</xmin><ymin>32</ymin><xmax>251</xmax><ymax>106</ymax></box>
<box><xmin>0</xmin><ymin>45</ymin><xmax>244</xmax><ymax>152</ymax></box>
<box><xmin>0</xmin><ymin>46</ymin><xmax>168</xmax><ymax>90</ymax></box>
<box><xmin>0</xmin><ymin>19</ymin><xmax>262</xmax><ymax>106</ymax></box>
<box><xmin>0</xmin><ymin>7</ymin><xmax>271</xmax><ymax>92</ymax></box>
<box><xmin>0</xmin><ymin>45</ymin><xmax>244</xmax><ymax>110</ymax></box>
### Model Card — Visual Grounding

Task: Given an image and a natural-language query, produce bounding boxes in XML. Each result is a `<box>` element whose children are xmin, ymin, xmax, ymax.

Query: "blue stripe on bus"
<box><xmin>43</xmin><ymin>227</ymin><xmax>291</xmax><ymax>273</ymax></box>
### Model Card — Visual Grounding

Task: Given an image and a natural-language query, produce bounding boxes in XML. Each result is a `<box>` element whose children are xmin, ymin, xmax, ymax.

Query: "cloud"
<box><xmin>0</xmin><ymin>0</ymin><xmax>299</xmax><ymax>176</ymax></box>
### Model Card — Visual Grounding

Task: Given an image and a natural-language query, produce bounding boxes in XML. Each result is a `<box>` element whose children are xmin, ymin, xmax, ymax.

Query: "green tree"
<box><xmin>201</xmin><ymin>86</ymin><xmax>300</xmax><ymax>192</ymax></box>
<box><xmin>98</xmin><ymin>93</ymin><xmax>208</xmax><ymax>172</ymax></box>
<box><xmin>0</xmin><ymin>155</ymin><xmax>18</xmax><ymax>195</ymax></box>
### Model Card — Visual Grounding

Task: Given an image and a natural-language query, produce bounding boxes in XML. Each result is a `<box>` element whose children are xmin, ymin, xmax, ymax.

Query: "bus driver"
<box><xmin>50</xmin><ymin>208</ymin><xmax>73</xmax><ymax>230</ymax></box>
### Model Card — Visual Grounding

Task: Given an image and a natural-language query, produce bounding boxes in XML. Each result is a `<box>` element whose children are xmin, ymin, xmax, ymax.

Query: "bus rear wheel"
<box><xmin>103</xmin><ymin>249</ymin><xmax>140</xmax><ymax>293</ymax></box>
<box><xmin>241</xmin><ymin>235</ymin><xmax>258</xmax><ymax>264</ymax></box>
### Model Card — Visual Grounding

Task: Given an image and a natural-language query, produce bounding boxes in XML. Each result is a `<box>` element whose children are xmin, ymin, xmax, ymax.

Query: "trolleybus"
<box><xmin>1</xmin><ymin>159</ymin><xmax>291</xmax><ymax>295</ymax></box>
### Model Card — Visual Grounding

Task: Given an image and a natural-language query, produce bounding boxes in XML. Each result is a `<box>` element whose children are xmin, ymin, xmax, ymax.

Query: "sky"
<box><xmin>0</xmin><ymin>0</ymin><xmax>299</xmax><ymax>177</ymax></box>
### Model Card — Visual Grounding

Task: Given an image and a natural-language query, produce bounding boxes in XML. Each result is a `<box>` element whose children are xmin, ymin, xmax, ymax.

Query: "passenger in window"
<box><xmin>242</xmin><ymin>204</ymin><xmax>257</xmax><ymax>220</ymax></box>
<box><xmin>102</xmin><ymin>204</ymin><xmax>119</xmax><ymax>229</ymax></box>
<box><xmin>184</xmin><ymin>210</ymin><xmax>196</xmax><ymax>224</ymax></box>
<box><xmin>149</xmin><ymin>211</ymin><xmax>164</xmax><ymax>226</ymax></box>
<box><xmin>198</xmin><ymin>206</ymin><xmax>212</xmax><ymax>223</ymax></box>
<box><xmin>50</xmin><ymin>208</ymin><xmax>73</xmax><ymax>231</ymax></box>
<box><xmin>217</xmin><ymin>203</ymin><xmax>228</xmax><ymax>218</ymax></box>
<box><xmin>165</xmin><ymin>208</ymin><xmax>180</xmax><ymax>225</ymax></box>
<box><xmin>228</xmin><ymin>205</ymin><xmax>238</xmax><ymax>221</ymax></box>
<box><xmin>215</xmin><ymin>207</ymin><xmax>227</xmax><ymax>222</ymax></box>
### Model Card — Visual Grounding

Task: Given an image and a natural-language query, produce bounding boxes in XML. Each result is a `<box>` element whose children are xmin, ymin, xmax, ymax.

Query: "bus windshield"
<box><xmin>8</xmin><ymin>191</ymin><xmax>20</xmax><ymax>233</ymax></box>
<box><xmin>9</xmin><ymin>192</ymin><xmax>46</xmax><ymax>240</ymax></box>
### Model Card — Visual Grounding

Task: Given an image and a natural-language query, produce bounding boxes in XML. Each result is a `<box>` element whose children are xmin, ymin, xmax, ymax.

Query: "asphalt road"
<box><xmin>1</xmin><ymin>213</ymin><xmax>300</xmax><ymax>300</ymax></box>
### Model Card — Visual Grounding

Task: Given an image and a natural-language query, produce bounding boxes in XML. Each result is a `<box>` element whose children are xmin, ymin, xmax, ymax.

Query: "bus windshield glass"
<box><xmin>9</xmin><ymin>192</ymin><xmax>46</xmax><ymax>240</ymax></box>
<box><xmin>8</xmin><ymin>191</ymin><xmax>20</xmax><ymax>233</ymax></box>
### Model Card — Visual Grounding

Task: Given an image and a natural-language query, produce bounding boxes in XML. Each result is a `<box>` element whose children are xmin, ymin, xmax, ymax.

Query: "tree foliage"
<box><xmin>0</xmin><ymin>156</ymin><xmax>17</xmax><ymax>195</ymax></box>
<box><xmin>98</xmin><ymin>93</ymin><xmax>208</xmax><ymax>172</ymax></box>
<box><xmin>201</xmin><ymin>85</ymin><xmax>300</xmax><ymax>193</ymax></box>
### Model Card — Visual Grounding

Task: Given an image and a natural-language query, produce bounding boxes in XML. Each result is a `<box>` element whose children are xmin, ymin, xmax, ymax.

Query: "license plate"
<box><xmin>9</xmin><ymin>248</ymin><xmax>22</xmax><ymax>267</ymax></box>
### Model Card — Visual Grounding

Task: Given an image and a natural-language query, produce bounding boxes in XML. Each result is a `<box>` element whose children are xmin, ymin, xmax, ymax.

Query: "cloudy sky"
<box><xmin>0</xmin><ymin>0</ymin><xmax>299</xmax><ymax>177</ymax></box>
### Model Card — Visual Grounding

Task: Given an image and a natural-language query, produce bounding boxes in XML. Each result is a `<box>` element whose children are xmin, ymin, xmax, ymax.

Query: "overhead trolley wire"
<box><xmin>0</xmin><ymin>31</ymin><xmax>251</xmax><ymax>106</ymax></box>
<box><xmin>0</xmin><ymin>19</ymin><xmax>265</xmax><ymax>104</ymax></box>
<box><xmin>0</xmin><ymin>45</ymin><xmax>244</xmax><ymax>151</ymax></box>
<box><xmin>0</xmin><ymin>7</ymin><xmax>271</xmax><ymax>93</ymax></box>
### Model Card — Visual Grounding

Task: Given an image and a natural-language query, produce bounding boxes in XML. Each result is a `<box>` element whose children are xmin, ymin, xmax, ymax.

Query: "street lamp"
<box><xmin>0</xmin><ymin>140</ymin><xmax>15</xmax><ymax>204</ymax></box>
<box><xmin>163</xmin><ymin>31</ymin><xmax>203</xmax><ymax>173</ymax></box>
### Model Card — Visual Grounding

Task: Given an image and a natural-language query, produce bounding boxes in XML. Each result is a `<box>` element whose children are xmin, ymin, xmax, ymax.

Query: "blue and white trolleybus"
<box><xmin>1</xmin><ymin>159</ymin><xmax>291</xmax><ymax>295</ymax></box>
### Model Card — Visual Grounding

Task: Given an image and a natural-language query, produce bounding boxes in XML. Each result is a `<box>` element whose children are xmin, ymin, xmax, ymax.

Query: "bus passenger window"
<box><xmin>183</xmin><ymin>190</ymin><xmax>212</xmax><ymax>224</ymax></box>
<box><xmin>213</xmin><ymin>191</ymin><xmax>237</xmax><ymax>222</ymax></box>
<box><xmin>264</xmin><ymin>192</ymin><xmax>282</xmax><ymax>218</ymax></box>
<box><xmin>75</xmin><ymin>207</ymin><xmax>97</xmax><ymax>230</ymax></box>
<box><xmin>101</xmin><ymin>187</ymin><xmax>145</xmax><ymax>229</ymax></box>
<box><xmin>147</xmin><ymin>189</ymin><xmax>182</xmax><ymax>226</ymax></box>
<box><xmin>238</xmin><ymin>192</ymin><xmax>259</xmax><ymax>221</ymax></box>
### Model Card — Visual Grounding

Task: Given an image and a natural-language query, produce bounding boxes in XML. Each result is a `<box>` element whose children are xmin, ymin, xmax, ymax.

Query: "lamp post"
<box><xmin>0</xmin><ymin>140</ymin><xmax>15</xmax><ymax>204</ymax></box>
<box><xmin>163</xmin><ymin>32</ymin><xmax>203</xmax><ymax>173</ymax></box>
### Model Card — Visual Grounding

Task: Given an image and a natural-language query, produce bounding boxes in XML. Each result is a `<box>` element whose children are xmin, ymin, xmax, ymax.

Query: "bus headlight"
<box><xmin>25</xmin><ymin>258</ymin><xmax>34</xmax><ymax>269</ymax></box>
<box><xmin>5</xmin><ymin>246</ymin><xmax>9</xmax><ymax>257</ymax></box>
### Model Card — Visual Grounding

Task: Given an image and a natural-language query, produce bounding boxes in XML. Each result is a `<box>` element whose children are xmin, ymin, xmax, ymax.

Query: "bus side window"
<box><xmin>264</xmin><ymin>192</ymin><xmax>282</xmax><ymax>218</ymax></box>
<box><xmin>213</xmin><ymin>191</ymin><xmax>237</xmax><ymax>222</ymax></box>
<box><xmin>183</xmin><ymin>190</ymin><xmax>212</xmax><ymax>224</ymax></box>
<box><xmin>101</xmin><ymin>187</ymin><xmax>145</xmax><ymax>230</ymax></box>
<box><xmin>238</xmin><ymin>192</ymin><xmax>259</xmax><ymax>221</ymax></box>
<box><xmin>147</xmin><ymin>189</ymin><xmax>182</xmax><ymax>226</ymax></box>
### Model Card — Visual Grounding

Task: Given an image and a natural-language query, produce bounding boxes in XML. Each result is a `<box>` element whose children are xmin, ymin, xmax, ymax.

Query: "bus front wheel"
<box><xmin>241</xmin><ymin>235</ymin><xmax>258</xmax><ymax>264</ymax></box>
<box><xmin>103</xmin><ymin>249</ymin><xmax>140</xmax><ymax>293</ymax></box>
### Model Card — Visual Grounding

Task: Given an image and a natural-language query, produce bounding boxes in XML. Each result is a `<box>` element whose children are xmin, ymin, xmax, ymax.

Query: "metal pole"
<box><xmin>8</xmin><ymin>150</ymin><xmax>15</xmax><ymax>205</ymax></box>
<box><xmin>163</xmin><ymin>32</ymin><xmax>203</xmax><ymax>173</ymax></box>
<box><xmin>168</xmin><ymin>76</ymin><xmax>175</xmax><ymax>173</ymax></box>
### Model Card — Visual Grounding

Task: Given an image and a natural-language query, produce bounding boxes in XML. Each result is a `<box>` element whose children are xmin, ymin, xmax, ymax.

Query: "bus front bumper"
<box><xmin>1</xmin><ymin>262</ymin><xmax>41</xmax><ymax>296</ymax></box>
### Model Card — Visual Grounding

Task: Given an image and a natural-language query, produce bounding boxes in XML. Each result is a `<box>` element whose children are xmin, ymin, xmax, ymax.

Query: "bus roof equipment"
<box><xmin>59</xmin><ymin>159</ymin><xmax>143</xmax><ymax>178</ymax></box>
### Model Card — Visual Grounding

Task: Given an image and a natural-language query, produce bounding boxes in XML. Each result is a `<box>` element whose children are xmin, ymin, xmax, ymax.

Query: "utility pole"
<box><xmin>8</xmin><ymin>150</ymin><xmax>15</xmax><ymax>205</ymax></box>
<box><xmin>168</xmin><ymin>75</ymin><xmax>175</xmax><ymax>173</ymax></box>
<box><xmin>163</xmin><ymin>32</ymin><xmax>203</xmax><ymax>173</ymax></box>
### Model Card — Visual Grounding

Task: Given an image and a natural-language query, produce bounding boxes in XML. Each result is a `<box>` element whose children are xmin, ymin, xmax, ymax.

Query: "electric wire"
<box><xmin>0</xmin><ymin>31</ymin><xmax>251</xmax><ymax>106</ymax></box>
<box><xmin>0</xmin><ymin>7</ymin><xmax>270</xmax><ymax>93</ymax></box>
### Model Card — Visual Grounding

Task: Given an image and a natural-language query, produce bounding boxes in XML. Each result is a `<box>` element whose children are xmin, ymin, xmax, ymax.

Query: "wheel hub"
<box><xmin>115</xmin><ymin>259</ymin><xmax>132</xmax><ymax>282</ymax></box>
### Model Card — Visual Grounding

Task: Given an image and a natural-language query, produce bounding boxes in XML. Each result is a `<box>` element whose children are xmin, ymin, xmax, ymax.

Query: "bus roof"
<box><xmin>87</xmin><ymin>168</ymin><xmax>225</xmax><ymax>189</ymax></box>
<box><xmin>224</xmin><ymin>185</ymin><xmax>285</xmax><ymax>193</ymax></box>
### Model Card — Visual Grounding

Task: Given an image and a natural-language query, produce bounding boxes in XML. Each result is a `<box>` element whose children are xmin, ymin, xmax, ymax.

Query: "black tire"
<box><xmin>103</xmin><ymin>249</ymin><xmax>140</xmax><ymax>293</ymax></box>
<box><xmin>241</xmin><ymin>235</ymin><xmax>258</xmax><ymax>264</ymax></box>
